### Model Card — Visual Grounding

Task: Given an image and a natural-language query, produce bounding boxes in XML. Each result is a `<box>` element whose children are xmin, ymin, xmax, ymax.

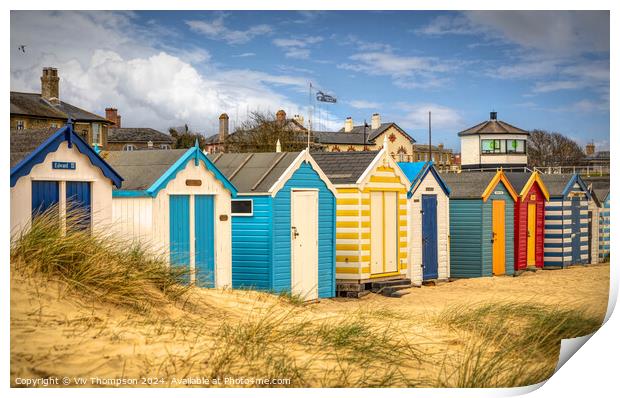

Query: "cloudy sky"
<box><xmin>10</xmin><ymin>10</ymin><xmax>610</xmax><ymax>150</ymax></box>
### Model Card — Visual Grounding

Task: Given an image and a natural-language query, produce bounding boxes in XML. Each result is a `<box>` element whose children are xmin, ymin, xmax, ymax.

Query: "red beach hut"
<box><xmin>505</xmin><ymin>172</ymin><xmax>550</xmax><ymax>271</ymax></box>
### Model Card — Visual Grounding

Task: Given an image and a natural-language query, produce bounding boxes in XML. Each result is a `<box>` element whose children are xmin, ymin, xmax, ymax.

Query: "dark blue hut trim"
<box><xmin>560</xmin><ymin>174</ymin><xmax>592</xmax><ymax>200</ymax></box>
<box><xmin>10</xmin><ymin>123</ymin><xmax>124</xmax><ymax>189</ymax></box>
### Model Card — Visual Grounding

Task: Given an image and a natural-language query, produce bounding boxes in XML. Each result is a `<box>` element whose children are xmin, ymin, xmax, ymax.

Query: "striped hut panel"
<box><xmin>599</xmin><ymin>198</ymin><xmax>610</xmax><ymax>259</ymax></box>
<box><xmin>579</xmin><ymin>197</ymin><xmax>590</xmax><ymax>262</ymax></box>
<box><xmin>544</xmin><ymin>198</ymin><xmax>572</xmax><ymax>267</ymax></box>
<box><xmin>335</xmin><ymin>187</ymin><xmax>366</xmax><ymax>279</ymax></box>
<box><xmin>589</xmin><ymin>201</ymin><xmax>599</xmax><ymax>264</ymax></box>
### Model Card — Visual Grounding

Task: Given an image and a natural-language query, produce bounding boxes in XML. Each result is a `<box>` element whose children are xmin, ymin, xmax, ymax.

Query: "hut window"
<box><xmin>231</xmin><ymin>199</ymin><xmax>253</xmax><ymax>216</ymax></box>
<box><xmin>123</xmin><ymin>144</ymin><xmax>136</xmax><ymax>151</ymax></box>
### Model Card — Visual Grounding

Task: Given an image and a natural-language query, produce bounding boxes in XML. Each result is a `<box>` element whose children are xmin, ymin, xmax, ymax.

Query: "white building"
<box><xmin>459</xmin><ymin>112</ymin><xmax>529</xmax><ymax>170</ymax></box>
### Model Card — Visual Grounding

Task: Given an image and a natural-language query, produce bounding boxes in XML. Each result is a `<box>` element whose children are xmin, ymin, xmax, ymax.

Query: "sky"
<box><xmin>10</xmin><ymin>10</ymin><xmax>610</xmax><ymax>151</ymax></box>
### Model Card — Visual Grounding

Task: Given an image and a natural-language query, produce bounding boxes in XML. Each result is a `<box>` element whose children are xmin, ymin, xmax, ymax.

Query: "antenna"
<box><xmin>428</xmin><ymin>111</ymin><xmax>432</xmax><ymax>164</ymax></box>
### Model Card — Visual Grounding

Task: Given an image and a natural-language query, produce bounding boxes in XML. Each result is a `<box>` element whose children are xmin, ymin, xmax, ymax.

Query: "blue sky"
<box><xmin>10</xmin><ymin>10</ymin><xmax>610</xmax><ymax>150</ymax></box>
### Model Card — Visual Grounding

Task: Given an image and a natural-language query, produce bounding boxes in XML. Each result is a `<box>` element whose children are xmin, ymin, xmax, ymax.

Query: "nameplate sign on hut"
<box><xmin>494</xmin><ymin>190</ymin><xmax>504</xmax><ymax>195</ymax></box>
<box><xmin>185</xmin><ymin>179</ymin><xmax>202</xmax><ymax>186</ymax></box>
<box><xmin>52</xmin><ymin>161</ymin><xmax>76</xmax><ymax>170</ymax></box>
<box><xmin>425</xmin><ymin>187</ymin><xmax>435</xmax><ymax>191</ymax></box>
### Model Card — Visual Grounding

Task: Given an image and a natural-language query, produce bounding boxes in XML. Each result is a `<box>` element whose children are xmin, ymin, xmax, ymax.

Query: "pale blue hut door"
<box><xmin>194</xmin><ymin>195</ymin><xmax>215</xmax><ymax>287</ymax></box>
<box><xmin>170</xmin><ymin>195</ymin><xmax>190</xmax><ymax>284</ymax></box>
<box><xmin>422</xmin><ymin>194</ymin><xmax>439</xmax><ymax>280</ymax></box>
<box><xmin>291</xmin><ymin>190</ymin><xmax>318</xmax><ymax>301</ymax></box>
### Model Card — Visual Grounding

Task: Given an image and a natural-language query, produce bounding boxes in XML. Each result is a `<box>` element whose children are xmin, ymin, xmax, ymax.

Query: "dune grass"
<box><xmin>10</xmin><ymin>206</ymin><xmax>190</xmax><ymax>313</ymax></box>
<box><xmin>433</xmin><ymin>302</ymin><xmax>603</xmax><ymax>387</ymax></box>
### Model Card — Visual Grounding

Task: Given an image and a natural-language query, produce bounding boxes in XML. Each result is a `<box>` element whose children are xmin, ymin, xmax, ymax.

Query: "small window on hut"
<box><xmin>231</xmin><ymin>199</ymin><xmax>253</xmax><ymax>216</ymax></box>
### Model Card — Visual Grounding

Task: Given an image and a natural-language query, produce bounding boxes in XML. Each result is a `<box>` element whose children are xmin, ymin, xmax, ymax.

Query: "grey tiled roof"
<box><xmin>504</xmin><ymin>172</ymin><xmax>533</xmax><ymax>194</ymax></box>
<box><xmin>314</xmin><ymin>131</ymin><xmax>370</xmax><ymax>145</ymax></box>
<box><xmin>441</xmin><ymin>172</ymin><xmax>497</xmax><ymax>199</ymax></box>
<box><xmin>10</xmin><ymin>92</ymin><xmax>109</xmax><ymax>123</ymax></box>
<box><xmin>208</xmin><ymin>152</ymin><xmax>301</xmax><ymax>193</ymax></box>
<box><xmin>104</xmin><ymin>149</ymin><xmax>187</xmax><ymax>190</ymax></box>
<box><xmin>10</xmin><ymin>127</ymin><xmax>58</xmax><ymax>167</ymax></box>
<box><xmin>108</xmin><ymin>127</ymin><xmax>174</xmax><ymax>144</ymax></box>
<box><xmin>584</xmin><ymin>178</ymin><xmax>610</xmax><ymax>201</ymax></box>
<box><xmin>539</xmin><ymin>174</ymin><xmax>574</xmax><ymax>197</ymax></box>
<box><xmin>311</xmin><ymin>151</ymin><xmax>379</xmax><ymax>184</ymax></box>
<box><xmin>458</xmin><ymin>119</ymin><xmax>529</xmax><ymax>136</ymax></box>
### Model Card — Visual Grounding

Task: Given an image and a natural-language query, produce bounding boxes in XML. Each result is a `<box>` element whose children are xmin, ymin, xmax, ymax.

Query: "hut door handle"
<box><xmin>292</xmin><ymin>226</ymin><xmax>299</xmax><ymax>239</ymax></box>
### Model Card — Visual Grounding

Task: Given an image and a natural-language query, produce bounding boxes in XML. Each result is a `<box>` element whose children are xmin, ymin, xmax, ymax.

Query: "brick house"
<box><xmin>104</xmin><ymin>108</ymin><xmax>174</xmax><ymax>151</ymax></box>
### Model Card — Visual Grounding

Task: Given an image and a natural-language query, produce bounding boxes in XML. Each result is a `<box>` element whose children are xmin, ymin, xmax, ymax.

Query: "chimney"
<box><xmin>105</xmin><ymin>107</ymin><xmax>121</xmax><ymax>127</ymax></box>
<box><xmin>219</xmin><ymin>113</ymin><xmax>229</xmax><ymax>142</ymax></box>
<box><xmin>490</xmin><ymin>111</ymin><xmax>497</xmax><ymax>120</ymax></box>
<box><xmin>371</xmin><ymin>113</ymin><xmax>381</xmax><ymax>130</ymax></box>
<box><xmin>344</xmin><ymin>117</ymin><xmax>354</xmax><ymax>133</ymax></box>
<box><xmin>293</xmin><ymin>114</ymin><xmax>305</xmax><ymax>126</ymax></box>
<box><xmin>41</xmin><ymin>67</ymin><xmax>60</xmax><ymax>104</ymax></box>
<box><xmin>586</xmin><ymin>142</ymin><xmax>595</xmax><ymax>156</ymax></box>
<box><xmin>276</xmin><ymin>109</ymin><xmax>286</xmax><ymax>125</ymax></box>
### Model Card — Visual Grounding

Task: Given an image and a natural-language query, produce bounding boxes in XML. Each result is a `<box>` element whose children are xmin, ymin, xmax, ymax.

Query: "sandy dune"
<box><xmin>11</xmin><ymin>264</ymin><xmax>609</xmax><ymax>387</ymax></box>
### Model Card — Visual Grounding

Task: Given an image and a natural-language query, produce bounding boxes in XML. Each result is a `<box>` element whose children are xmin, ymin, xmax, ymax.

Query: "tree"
<box><xmin>527</xmin><ymin>129</ymin><xmax>585</xmax><ymax>167</ymax></box>
<box><xmin>168</xmin><ymin>124</ymin><xmax>207</xmax><ymax>149</ymax></box>
<box><xmin>224</xmin><ymin>111</ymin><xmax>318</xmax><ymax>153</ymax></box>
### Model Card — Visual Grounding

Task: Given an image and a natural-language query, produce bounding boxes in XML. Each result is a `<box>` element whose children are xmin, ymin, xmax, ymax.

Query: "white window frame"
<box><xmin>123</xmin><ymin>144</ymin><xmax>136</xmax><ymax>151</ymax></box>
<box><xmin>92</xmin><ymin>123</ymin><xmax>101</xmax><ymax>145</ymax></box>
<box><xmin>160</xmin><ymin>144</ymin><xmax>171</xmax><ymax>150</ymax></box>
<box><xmin>16</xmin><ymin>120</ymin><xmax>24</xmax><ymax>130</ymax></box>
<box><xmin>231</xmin><ymin>199</ymin><xmax>254</xmax><ymax>217</ymax></box>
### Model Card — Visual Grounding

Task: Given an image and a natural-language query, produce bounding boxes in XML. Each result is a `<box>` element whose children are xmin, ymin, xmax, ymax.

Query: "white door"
<box><xmin>291</xmin><ymin>190</ymin><xmax>319</xmax><ymax>301</ymax></box>
<box><xmin>384</xmin><ymin>191</ymin><xmax>398</xmax><ymax>273</ymax></box>
<box><xmin>370</xmin><ymin>191</ymin><xmax>384</xmax><ymax>274</ymax></box>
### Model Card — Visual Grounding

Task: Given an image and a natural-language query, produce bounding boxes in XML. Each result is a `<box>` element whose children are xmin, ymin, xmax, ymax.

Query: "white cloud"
<box><xmin>233</xmin><ymin>52</ymin><xmax>256</xmax><ymax>58</ymax></box>
<box><xmin>338</xmin><ymin>52</ymin><xmax>453</xmax><ymax>89</ymax></box>
<box><xmin>272</xmin><ymin>36</ymin><xmax>323</xmax><ymax>59</ymax></box>
<box><xmin>395</xmin><ymin>103</ymin><xmax>464</xmax><ymax>132</ymax></box>
<box><xmin>10</xmin><ymin>11</ymin><xmax>312</xmax><ymax>135</ymax></box>
<box><xmin>348</xmin><ymin>100</ymin><xmax>380</xmax><ymax>109</ymax></box>
<box><xmin>186</xmin><ymin>15</ymin><xmax>272</xmax><ymax>44</ymax></box>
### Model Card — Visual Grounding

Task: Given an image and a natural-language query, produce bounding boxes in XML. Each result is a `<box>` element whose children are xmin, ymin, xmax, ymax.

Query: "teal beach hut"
<box><xmin>441</xmin><ymin>170</ymin><xmax>519</xmax><ymax>278</ymax></box>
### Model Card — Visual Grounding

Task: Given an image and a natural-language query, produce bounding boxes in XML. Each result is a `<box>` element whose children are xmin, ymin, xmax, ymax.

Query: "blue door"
<box><xmin>66</xmin><ymin>181</ymin><xmax>91</xmax><ymax>231</ymax></box>
<box><xmin>422</xmin><ymin>195</ymin><xmax>439</xmax><ymax>280</ymax></box>
<box><xmin>194</xmin><ymin>195</ymin><xmax>215</xmax><ymax>287</ymax></box>
<box><xmin>31</xmin><ymin>181</ymin><xmax>59</xmax><ymax>218</ymax></box>
<box><xmin>571</xmin><ymin>196</ymin><xmax>581</xmax><ymax>264</ymax></box>
<box><xmin>170</xmin><ymin>195</ymin><xmax>190</xmax><ymax>283</ymax></box>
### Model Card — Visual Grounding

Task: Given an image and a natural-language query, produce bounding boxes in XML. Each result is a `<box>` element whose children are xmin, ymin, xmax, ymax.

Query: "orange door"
<box><xmin>527</xmin><ymin>203</ymin><xmax>536</xmax><ymax>266</ymax></box>
<box><xmin>492</xmin><ymin>200</ymin><xmax>506</xmax><ymax>275</ymax></box>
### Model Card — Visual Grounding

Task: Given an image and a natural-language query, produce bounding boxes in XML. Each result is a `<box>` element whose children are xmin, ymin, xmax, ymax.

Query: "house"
<box><xmin>204</xmin><ymin>110</ymin><xmax>307</xmax><ymax>154</ymax></box>
<box><xmin>10</xmin><ymin>121</ymin><xmax>123</xmax><ymax>236</ymax></box>
<box><xmin>411</xmin><ymin>143</ymin><xmax>454</xmax><ymax>169</ymax></box>
<box><xmin>314</xmin><ymin>113</ymin><xmax>417</xmax><ymax>162</ymax></box>
<box><xmin>106</xmin><ymin>143</ymin><xmax>237</xmax><ymax>287</ymax></box>
<box><xmin>312</xmin><ymin>142</ymin><xmax>410</xmax><ymax>297</ymax></box>
<box><xmin>207</xmin><ymin>150</ymin><xmax>337</xmax><ymax>301</ymax></box>
<box><xmin>104</xmin><ymin>108</ymin><xmax>174</xmax><ymax>151</ymax></box>
<box><xmin>442</xmin><ymin>171</ymin><xmax>518</xmax><ymax>278</ymax></box>
<box><xmin>540</xmin><ymin>174</ymin><xmax>591</xmax><ymax>268</ymax></box>
<box><xmin>10</xmin><ymin>67</ymin><xmax>112</xmax><ymax>149</ymax></box>
<box><xmin>505</xmin><ymin>172</ymin><xmax>550</xmax><ymax>271</ymax></box>
<box><xmin>458</xmin><ymin>112</ymin><xmax>529</xmax><ymax>170</ymax></box>
<box><xmin>398</xmin><ymin>162</ymin><xmax>451</xmax><ymax>285</ymax></box>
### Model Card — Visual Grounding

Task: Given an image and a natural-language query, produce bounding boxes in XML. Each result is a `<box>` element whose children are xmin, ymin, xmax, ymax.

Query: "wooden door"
<box><xmin>383</xmin><ymin>191</ymin><xmax>398</xmax><ymax>273</ymax></box>
<box><xmin>527</xmin><ymin>203</ymin><xmax>536</xmax><ymax>266</ymax></box>
<box><xmin>195</xmin><ymin>195</ymin><xmax>215</xmax><ymax>287</ymax></box>
<box><xmin>370</xmin><ymin>191</ymin><xmax>384</xmax><ymax>274</ymax></box>
<box><xmin>291</xmin><ymin>190</ymin><xmax>319</xmax><ymax>301</ymax></box>
<box><xmin>492</xmin><ymin>200</ymin><xmax>506</xmax><ymax>275</ymax></box>
<box><xmin>170</xmin><ymin>195</ymin><xmax>190</xmax><ymax>284</ymax></box>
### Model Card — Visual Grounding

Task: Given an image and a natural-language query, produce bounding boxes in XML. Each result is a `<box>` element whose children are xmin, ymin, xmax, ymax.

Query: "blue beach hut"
<box><xmin>208</xmin><ymin>150</ymin><xmax>337</xmax><ymax>301</ymax></box>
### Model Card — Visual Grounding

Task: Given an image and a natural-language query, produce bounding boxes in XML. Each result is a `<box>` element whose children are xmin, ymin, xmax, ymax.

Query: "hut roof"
<box><xmin>505</xmin><ymin>172</ymin><xmax>550</xmax><ymax>200</ymax></box>
<box><xmin>207</xmin><ymin>152</ymin><xmax>302</xmax><ymax>193</ymax></box>
<box><xmin>105</xmin><ymin>149</ymin><xmax>188</xmax><ymax>190</ymax></box>
<box><xmin>441</xmin><ymin>172</ymin><xmax>497</xmax><ymax>199</ymax></box>
<box><xmin>311</xmin><ymin>151</ymin><xmax>380</xmax><ymax>184</ymax></box>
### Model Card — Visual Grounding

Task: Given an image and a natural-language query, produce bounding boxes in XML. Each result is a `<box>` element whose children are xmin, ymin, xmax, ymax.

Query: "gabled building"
<box><xmin>10</xmin><ymin>67</ymin><xmax>112</xmax><ymax>149</ymax></box>
<box><xmin>104</xmin><ymin>108</ymin><xmax>174</xmax><ymax>151</ymax></box>
<box><xmin>458</xmin><ymin>112</ymin><xmax>529</xmax><ymax>170</ymax></box>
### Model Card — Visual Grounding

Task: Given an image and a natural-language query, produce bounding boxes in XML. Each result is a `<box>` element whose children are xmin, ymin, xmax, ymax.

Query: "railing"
<box><xmin>439</xmin><ymin>165</ymin><xmax>610</xmax><ymax>175</ymax></box>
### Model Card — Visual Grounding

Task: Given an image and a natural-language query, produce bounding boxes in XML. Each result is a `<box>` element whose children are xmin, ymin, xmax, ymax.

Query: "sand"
<box><xmin>10</xmin><ymin>264</ymin><xmax>610</xmax><ymax>387</ymax></box>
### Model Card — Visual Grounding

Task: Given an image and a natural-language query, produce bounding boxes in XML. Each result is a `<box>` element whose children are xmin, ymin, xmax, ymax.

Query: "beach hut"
<box><xmin>442</xmin><ymin>170</ymin><xmax>518</xmax><ymax>278</ymax></box>
<box><xmin>398</xmin><ymin>162</ymin><xmax>451</xmax><ymax>286</ymax></box>
<box><xmin>539</xmin><ymin>174</ymin><xmax>591</xmax><ymax>268</ymax></box>
<box><xmin>207</xmin><ymin>150</ymin><xmax>337</xmax><ymax>301</ymax></box>
<box><xmin>106</xmin><ymin>143</ymin><xmax>237</xmax><ymax>288</ymax></box>
<box><xmin>598</xmin><ymin>187</ymin><xmax>610</xmax><ymax>262</ymax></box>
<box><xmin>10</xmin><ymin>122</ymin><xmax>123</xmax><ymax>236</ymax></box>
<box><xmin>586</xmin><ymin>188</ymin><xmax>601</xmax><ymax>265</ymax></box>
<box><xmin>505</xmin><ymin>172</ymin><xmax>550</xmax><ymax>271</ymax></box>
<box><xmin>312</xmin><ymin>146</ymin><xmax>410</xmax><ymax>296</ymax></box>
